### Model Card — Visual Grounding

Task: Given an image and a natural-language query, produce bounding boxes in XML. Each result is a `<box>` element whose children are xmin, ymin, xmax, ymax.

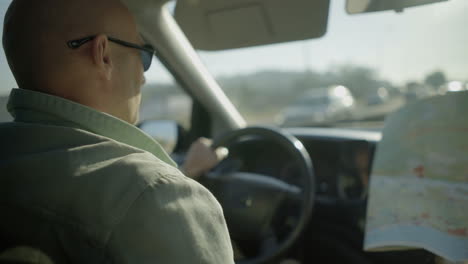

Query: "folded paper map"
<box><xmin>364</xmin><ymin>91</ymin><xmax>468</xmax><ymax>262</ymax></box>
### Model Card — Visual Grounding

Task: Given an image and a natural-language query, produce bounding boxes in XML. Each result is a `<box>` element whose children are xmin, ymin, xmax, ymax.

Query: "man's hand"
<box><xmin>182</xmin><ymin>138</ymin><xmax>229</xmax><ymax>179</ymax></box>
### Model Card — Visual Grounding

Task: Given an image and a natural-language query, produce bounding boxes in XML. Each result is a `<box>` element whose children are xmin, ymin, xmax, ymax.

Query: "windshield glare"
<box><xmin>197</xmin><ymin>0</ymin><xmax>468</xmax><ymax>130</ymax></box>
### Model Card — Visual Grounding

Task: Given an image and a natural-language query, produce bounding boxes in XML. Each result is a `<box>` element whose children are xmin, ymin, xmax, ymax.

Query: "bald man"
<box><xmin>0</xmin><ymin>0</ymin><xmax>234</xmax><ymax>263</ymax></box>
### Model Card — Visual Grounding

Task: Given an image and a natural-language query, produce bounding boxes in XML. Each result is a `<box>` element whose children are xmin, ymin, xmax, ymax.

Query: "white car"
<box><xmin>278</xmin><ymin>85</ymin><xmax>355</xmax><ymax>127</ymax></box>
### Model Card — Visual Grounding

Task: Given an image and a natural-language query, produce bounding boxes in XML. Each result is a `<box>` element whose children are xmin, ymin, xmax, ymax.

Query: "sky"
<box><xmin>193</xmin><ymin>0</ymin><xmax>468</xmax><ymax>85</ymax></box>
<box><xmin>0</xmin><ymin>0</ymin><xmax>467</xmax><ymax>95</ymax></box>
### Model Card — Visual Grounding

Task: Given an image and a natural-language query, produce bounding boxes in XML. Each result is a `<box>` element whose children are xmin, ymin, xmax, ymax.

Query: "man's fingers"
<box><xmin>198</xmin><ymin>137</ymin><xmax>213</xmax><ymax>147</ymax></box>
<box><xmin>198</xmin><ymin>137</ymin><xmax>228</xmax><ymax>161</ymax></box>
<box><xmin>215</xmin><ymin>147</ymin><xmax>229</xmax><ymax>161</ymax></box>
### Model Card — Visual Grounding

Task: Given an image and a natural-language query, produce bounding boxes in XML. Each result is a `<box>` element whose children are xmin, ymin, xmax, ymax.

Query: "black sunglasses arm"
<box><xmin>67</xmin><ymin>36</ymin><xmax>96</xmax><ymax>49</ymax></box>
<box><xmin>67</xmin><ymin>35</ymin><xmax>154</xmax><ymax>54</ymax></box>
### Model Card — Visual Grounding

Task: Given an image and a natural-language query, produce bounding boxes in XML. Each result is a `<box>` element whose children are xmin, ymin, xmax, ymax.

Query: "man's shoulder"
<box><xmin>115</xmin><ymin>151</ymin><xmax>215</xmax><ymax>212</ymax></box>
<box><xmin>0</xmin><ymin>120</ymin><xmax>179</xmax><ymax>181</ymax></box>
<box><xmin>109</xmin><ymin>146</ymin><xmax>186</xmax><ymax>188</ymax></box>
<box><xmin>0</xmin><ymin>121</ymin><xmax>110</xmax><ymax>148</ymax></box>
<box><xmin>107</xmin><ymin>159</ymin><xmax>233</xmax><ymax>264</ymax></box>
<box><xmin>0</xmin><ymin>121</ymin><xmax>192</xmax><ymax>242</ymax></box>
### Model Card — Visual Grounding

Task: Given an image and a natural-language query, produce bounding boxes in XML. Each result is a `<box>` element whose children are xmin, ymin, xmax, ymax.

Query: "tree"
<box><xmin>326</xmin><ymin>65</ymin><xmax>383</xmax><ymax>101</ymax></box>
<box><xmin>424</xmin><ymin>71</ymin><xmax>447</xmax><ymax>88</ymax></box>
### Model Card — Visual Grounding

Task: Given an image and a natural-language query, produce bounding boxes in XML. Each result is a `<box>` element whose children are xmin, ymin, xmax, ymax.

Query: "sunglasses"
<box><xmin>67</xmin><ymin>35</ymin><xmax>155</xmax><ymax>72</ymax></box>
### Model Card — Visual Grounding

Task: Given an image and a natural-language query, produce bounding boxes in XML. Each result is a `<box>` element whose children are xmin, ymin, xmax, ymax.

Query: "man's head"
<box><xmin>2</xmin><ymin>0</ymin><xmax>148</xmax><ymax>124</ymax></box>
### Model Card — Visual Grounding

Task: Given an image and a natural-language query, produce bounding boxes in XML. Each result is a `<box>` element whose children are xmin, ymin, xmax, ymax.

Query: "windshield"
<box><xmin>198</xmin><ymin>0</ymin><xmax>468</xmax><ymax>129</ymax></box>
<box><xmin>297</xmin><ymin>96</ymin><xmax>329</xmax><ymax>106</ymax></box>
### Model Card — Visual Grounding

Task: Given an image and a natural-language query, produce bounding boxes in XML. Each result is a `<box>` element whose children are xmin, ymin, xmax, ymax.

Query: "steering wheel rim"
<box><xmin>211</xmin><ymin>126</ymin><xmax>315</xmax><ymax>264</ymax></box>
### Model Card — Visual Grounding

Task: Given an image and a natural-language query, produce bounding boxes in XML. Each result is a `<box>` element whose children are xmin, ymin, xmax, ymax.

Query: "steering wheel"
<box><xmin>200</xmin><ymin>126</ymin><xmax>315</xmax><ymax>264</ymax></box>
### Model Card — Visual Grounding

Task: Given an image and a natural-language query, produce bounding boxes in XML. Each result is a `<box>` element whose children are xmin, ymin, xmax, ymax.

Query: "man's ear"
<box><xmin>91</xmin><ymin>34</ymin><xmax>113</xmax><ymax>81</ymax></box>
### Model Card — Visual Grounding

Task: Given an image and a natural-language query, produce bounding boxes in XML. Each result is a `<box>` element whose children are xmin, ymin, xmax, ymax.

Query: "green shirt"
<box><xmin>0</xmin><ymin>88</ymin><xmax>234</xmax><ymax>264</ymax></box>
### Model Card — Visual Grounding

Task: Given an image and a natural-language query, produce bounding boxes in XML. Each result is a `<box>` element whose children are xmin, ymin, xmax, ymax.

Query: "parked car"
<box><xmin>367</xmin><ymin>87</ymin><xmax>389</xmax><ymax>105</ymax></box>
<box><xmin>277</xmin><ymin>85</ymin><xmax>355</xmax><ymax>127</ymax></box>
<box><xmin>438</xmin><ymin>81</ymin><xmax>467</xmax><ymax>94</ymax></box>
<box><xmin>404</xmin><ymin>82</ymin><xmax>435</xmax><ymax>103</ymax></box>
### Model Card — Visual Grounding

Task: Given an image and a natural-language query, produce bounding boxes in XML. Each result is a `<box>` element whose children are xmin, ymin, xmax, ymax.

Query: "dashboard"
<box><xmin>207</xmin><ymin>127</ymin><xmax>437</xmax><ymax>263</ymax></box>
<box><xmin>221</xmin><ymin>127</ymin><xmax>381</xmax><ymax>201</ymax></box>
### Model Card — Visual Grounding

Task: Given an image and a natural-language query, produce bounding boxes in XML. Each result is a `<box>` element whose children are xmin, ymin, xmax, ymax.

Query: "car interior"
<box><xmin>0</xmin><ymin>0</ymin><xmax>466</xmax><ymax>263</ymax></box>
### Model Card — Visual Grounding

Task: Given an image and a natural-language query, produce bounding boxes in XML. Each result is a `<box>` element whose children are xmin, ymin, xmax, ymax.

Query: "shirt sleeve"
<box><xmin>105</xmin><ymin>173</ymin><xmax>235</xmax><ymax>264</ymax></box>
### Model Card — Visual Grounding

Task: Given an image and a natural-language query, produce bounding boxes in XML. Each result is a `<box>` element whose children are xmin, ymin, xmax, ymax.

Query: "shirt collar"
<box><xmin>7</xmin><ymin>88</ymin><xmax>177</xmax><ymax>167</ymax></box>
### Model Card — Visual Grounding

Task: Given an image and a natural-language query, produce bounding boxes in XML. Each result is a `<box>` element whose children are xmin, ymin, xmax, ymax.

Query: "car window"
<box><xmin>140</xmin><ymin>59</ymin><xmax>192</xmax><ymax>129</ymax></box>
<box><xmin>197</xmin><ymin>0</ymin><xmax>468</xmax><ymax>129</ymax></box>
<box><xmin>0</xmin><ymin>0</ymin><xmax>15</xmax><ymax>122</ymax></box>
<box><xmin>0</xmin><ymin>0</ymin><xmax>191</xmax><ymax>129</ymax></box>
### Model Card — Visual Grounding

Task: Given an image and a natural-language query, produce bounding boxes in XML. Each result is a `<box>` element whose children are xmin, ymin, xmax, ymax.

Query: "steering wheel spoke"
<box><xmin>259</xmin><ymin>231</ymin><xmax>281</xmax><ymax>256</ymax></box>
<box><xmin>201</xmin><ymin>126</ymin><xmax>315</xmax><ymax>264</ymax></box>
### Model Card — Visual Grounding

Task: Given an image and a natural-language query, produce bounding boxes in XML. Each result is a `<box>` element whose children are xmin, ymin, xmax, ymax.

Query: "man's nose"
<box><xmin>141</xmin><ymin>75</ymin><xmax>146</xmax><ymax>86</ymax></box>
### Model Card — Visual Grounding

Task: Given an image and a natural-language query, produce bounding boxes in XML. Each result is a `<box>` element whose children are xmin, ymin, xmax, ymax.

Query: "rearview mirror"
<box><xmin>346</xmin><ymin>0</ymin><xmax>448</xmax><ymax>14</ymax></box>
<box><xmin>175</xmin><ymin>0</ymin><xmax>330</xmax><ymax>51</ymax></box>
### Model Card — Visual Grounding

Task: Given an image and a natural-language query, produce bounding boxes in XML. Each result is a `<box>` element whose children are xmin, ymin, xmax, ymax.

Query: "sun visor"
<box><xmin>174</xmin><ymin>0</ymin><xmax>330</xmax><ymax>51</ymax></box>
